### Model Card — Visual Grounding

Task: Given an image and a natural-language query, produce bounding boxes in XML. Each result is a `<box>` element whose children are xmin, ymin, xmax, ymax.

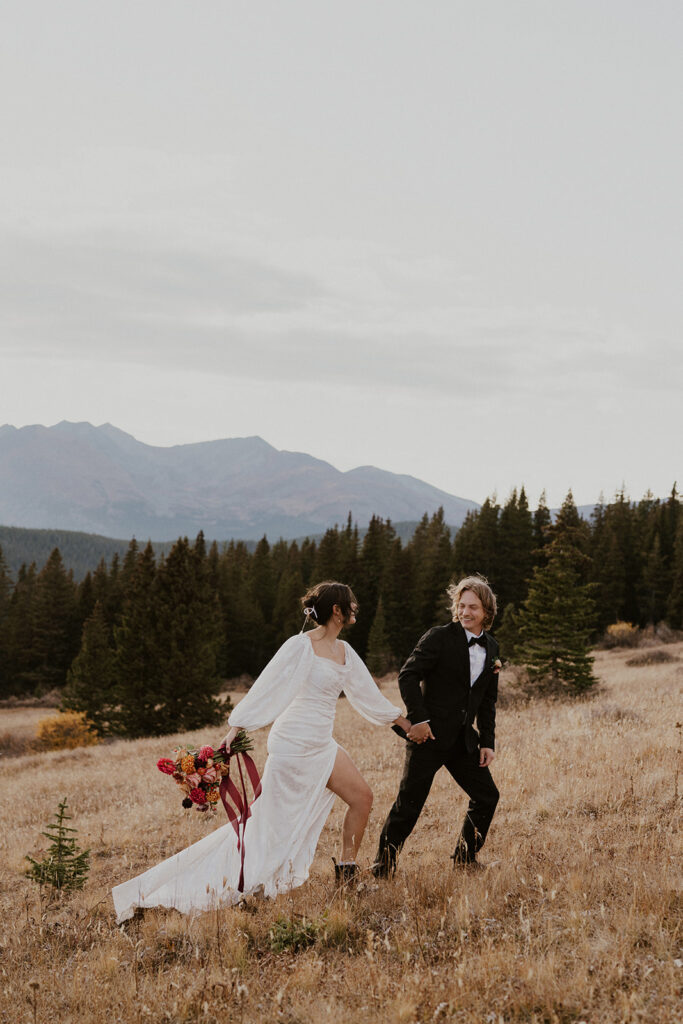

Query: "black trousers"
<box><xmin>376</xmin><ymin>735</ymin><xmax>499</xmax><ymax>866</ymax></box>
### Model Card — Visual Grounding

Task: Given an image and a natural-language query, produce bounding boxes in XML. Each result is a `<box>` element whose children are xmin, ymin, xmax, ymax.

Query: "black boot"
<box><xmin>371</xmin><ymin>847</ymin><xmax>396</xmax><ymax>879</ymax></box>
<box><xmin>333</xmin><ymin>858</ymin><xmax>358</xmax><ymax>884</ymax></box>
<box><xmin>451</xmin><ymin>837</ymin><xmax>481</xmax><ymax>868</ymax></box>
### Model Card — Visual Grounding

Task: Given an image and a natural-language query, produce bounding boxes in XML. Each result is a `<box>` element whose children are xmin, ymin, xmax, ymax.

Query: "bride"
<box><xmin>112</xmin><ymin>580</ymin><xmax>411</xmax><ymax>922</ymax></box>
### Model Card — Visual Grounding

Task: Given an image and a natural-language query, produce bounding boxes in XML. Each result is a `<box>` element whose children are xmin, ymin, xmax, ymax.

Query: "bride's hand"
<box><xmin>393</xmin><ymin>716</ymin><xmax>412</xmax><ymax>734</ymax></box>
<box><xmin>220</xmin><ymin>726</ymin><xmax>239</xmax><ymax>752</ymax></box>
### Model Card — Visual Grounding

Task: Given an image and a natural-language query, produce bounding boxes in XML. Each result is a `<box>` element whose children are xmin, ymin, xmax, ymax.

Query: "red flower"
<box><xmin>199</xmin><ymin>745</ymin><xmax>214</xmax><ymax>760</ymax></box>
<box><xmin>157</xmin><ymin>758</ymin><xmax>176</xmax><ymax>775</ymax></box>
<box><xmin>189</xmin><ymin>787</ymin><xmax>207</xmax><ymax>805</ymax></box>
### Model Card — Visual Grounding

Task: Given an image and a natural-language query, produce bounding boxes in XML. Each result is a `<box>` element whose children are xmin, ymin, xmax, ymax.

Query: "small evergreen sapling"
<box><xmin>25</xmin><ymin>798</ymin><xmax>90</xmax><ymax>892</ymax></box>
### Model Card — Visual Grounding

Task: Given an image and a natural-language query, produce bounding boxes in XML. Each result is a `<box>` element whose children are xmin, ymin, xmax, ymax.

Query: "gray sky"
<box><xmin>1</xmin><ymin>0</ymin><xmax>681</xmax><ymax>509</ymax></box>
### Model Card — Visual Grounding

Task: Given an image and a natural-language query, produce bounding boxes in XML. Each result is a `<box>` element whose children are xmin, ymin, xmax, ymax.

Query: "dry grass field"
<box><xmin>1</xmin><ymin>646</ymin><xmax>681</xmax><ymax>1024</ymax></box>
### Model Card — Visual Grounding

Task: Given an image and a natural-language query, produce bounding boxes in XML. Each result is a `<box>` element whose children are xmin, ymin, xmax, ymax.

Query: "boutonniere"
<box><xmin>491</xmin><ymin>658</ymin><xmax>502</xmax><ymax>674</ymax></box>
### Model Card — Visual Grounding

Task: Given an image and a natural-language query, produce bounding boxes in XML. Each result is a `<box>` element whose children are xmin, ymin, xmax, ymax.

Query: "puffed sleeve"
<box><xmin>228</xmin><ymin>635</ymin><xmax>312</xmax><ymax>731</ymax></box>
<box><xmin>341</xmin><ymin>643</ymin><xmax>402</xmax><ymax>726</ymax></box>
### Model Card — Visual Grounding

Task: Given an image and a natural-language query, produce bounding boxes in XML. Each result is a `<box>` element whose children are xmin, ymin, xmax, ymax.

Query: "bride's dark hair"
<box><xmin>301</xmin><ymin>581</ymin><xmax>358</xmax><ymax>627</ymax></box>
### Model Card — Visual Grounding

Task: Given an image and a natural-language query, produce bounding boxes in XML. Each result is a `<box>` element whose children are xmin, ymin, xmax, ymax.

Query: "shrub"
<box><xmin>269</xmin><ymin>915</ymin><xmax>318</xmax><ymax>953</ymax></box>
<box><xmin>625</xmin><ymin>649</ymin><xmax>678</xmax><ymax>667</ymax></box>
<box><xmin>34</xmin><ymin>711</ymin><xmax>100</xmax><ymax>751</ymax></box>
<box><xmin>25</xmin><ymin>798</ymin><xmax>90</xmax><ymax>893</ymax></box>
<box><xmin>603</xmin><ymin>622</ymin><xmax>640</xmax><ymax>648</ymax></box>
<box><xmin>0</xmin><ymin>732</ymin><xmax>33</xmax><ymax>757</ymax></box>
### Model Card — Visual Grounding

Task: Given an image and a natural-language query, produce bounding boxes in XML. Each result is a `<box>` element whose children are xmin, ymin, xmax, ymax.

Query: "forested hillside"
<box><xmin>1</xmin><ymin>486</ymin><xmax>681</xmax><ymax>712</ymax></box>
<box><xmin>0</xmin><ymin>522</ymin><xmax>426</xmax><ymax>582</ymax></box>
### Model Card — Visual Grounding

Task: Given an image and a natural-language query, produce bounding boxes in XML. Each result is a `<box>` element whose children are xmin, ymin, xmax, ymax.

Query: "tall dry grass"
<box><xmin>1</xmin><ymin>648</ymin><xmax>681</xmax><ymax>1023</ymax></box>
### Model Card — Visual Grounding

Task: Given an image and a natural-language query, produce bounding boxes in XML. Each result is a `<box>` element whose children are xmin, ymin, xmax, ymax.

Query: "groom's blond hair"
<box><xmin>447</xmin><ymin>576</ymin><xmax>497</xmax><ymax>630</ymax></box>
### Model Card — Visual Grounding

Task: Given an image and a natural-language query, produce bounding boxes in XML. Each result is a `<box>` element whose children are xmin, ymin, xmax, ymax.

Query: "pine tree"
<box><xmin>452</xmin><ymin>509</ymin><xmax>480</xmax><ymax>578</ymax></box>
<box><xmin>62</xmin><ymin>602</ymin><xmax>117</xmax><ymax>735</ymax></box>
<box><xmin>250</xmin><ymin>536</ymin><xmax>276</xmax><ymax>622</ymax></box>
<box><xmin>273</xmin><ymin>543</ymin><xmax>305</xmax><ymax>644</ymax></box>
<box><xmin>516</xmin><ymin>509</ymin><xmax>597</xmax><ymax>694</ymax></box>
<box><xmin>134</xmin><ymin>537</ymin><xmax>225</xmax><ymax>736</ymax></box>
<box><xmin>77</xmin><ymin>571</ymin><xmax>96</xmax><ymax>630</ymax></box>
<box><xmin>366</xmin><ymin>597</ymin><xmax>393</xmax><ymax>675</ymax></box>
<box><xmin>0</xmin><ymin>544</ymin><xmax>11</xmax><ymax>615</ymax></box>
<box><xmin>104</xmin><ymin>551</ymin><xmax>124</xmax><ymax>625</ymax></box>
<box><xmin>313</xmin><ymin>527</ymin><xmax>342</xmax><ymax>581</ymax></box>
<box><xmin>299</xmin><ymin>537</ymin><xmax>317</xmax><ymax>586</ymax></box>
<box><xmin>0</xmin><ymin>563</ymin><xmax>38</xmax><ymax>696</ymax></box>
<box><xmin>25</xmin><ymin>798</ymin><xmax>90</xmax><ymax>893</ymax></box>
<box><xmin>667</xmin><ymin>515</ymin><xmax>683</xmax><ymax>628</ymax></box>
<box><xmin>29</xmin><ymin>548</ymin><xmax>80</xmax><ymax>692</ymax></box>
<box><xmin>354</xmin><ymin>517</ymin><xmax>394</xmax><ymax>657</ymax></box>
<box><xmin>338</xmin><ymin>513</ymin><xmax>361</xmax><ymax>588</ymax></box>
<box><xmin>533</xmin><ymin>491</ymin><xmax>552</xmax><ymax>562</ymax></box>
<box><xmin>381</xmin><ymin>538</ymin><xmax>417</xmax><ymax>664</ymax></box>
<box><xmin>496</xmin><ymin>602</ymin><xmax>522</xmax><ymax>660</ymax></box>
<box><xmin>112</xmin><ymin>542</ymin><xmax>161</xmax><ymax>736</ymax></box>
<box><xmin>248</xmin><ymin>536</ymin><xmax>277</xmax><ymax>665</ymax></box>
<box><xmin>410</xmin><ymin>509</ymin><xmax>453</xmax><ymax>634</ymax></box>
<box><xmin>639</xmin><ymin>531</ymin><xmax>668</xmax><ymax>624</ymax></box>
<box><xmin>551</xmin><ymin>491</ymin><xmax>591</xmax><ymax>570</ymax></box>
<box><xmin>220</xmin><ymin>541</ymin><xmax>264</xmax><ymax>678</ymax></box>
<box><xmin>0</xmin><ymin>546</ymin><xmax>12</xmax><ymax>694</ymax></box>
<box><xmin>464</xmin><ymin>497</ymin><xmax>500</xmax><ymax>581</ymax></box>
<box><xmin>602</xmin><ymin>489</ymin><xmax>641</xmax><ymax>623</ymax></box>
<box><xmin>496</xmin><ymin>488</ymin><xmax>535</xmax><ymax>613</ymax></box>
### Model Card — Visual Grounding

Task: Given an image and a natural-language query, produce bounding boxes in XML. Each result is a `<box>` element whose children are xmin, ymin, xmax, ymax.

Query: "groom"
<box><xmin>374</xmin><ymin>575</ymin><xmax>501</xmax><ymax>875</ymax></box>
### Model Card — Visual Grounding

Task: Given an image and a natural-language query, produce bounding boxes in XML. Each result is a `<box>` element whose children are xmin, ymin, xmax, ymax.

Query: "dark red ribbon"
<box><xmin>217</xmin><ymin>745</ymin><xmax>262</xmax><ymax>892</ymax></box>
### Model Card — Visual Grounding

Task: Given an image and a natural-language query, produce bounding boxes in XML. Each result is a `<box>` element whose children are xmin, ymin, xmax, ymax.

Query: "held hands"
<box><xmin>407</xmin><ymin>721</ymin><xmax>435</xmax><ymax>744</ymax></box>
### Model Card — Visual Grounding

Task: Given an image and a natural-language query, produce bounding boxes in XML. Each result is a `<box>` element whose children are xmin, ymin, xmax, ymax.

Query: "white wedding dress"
<box><xmin>112</xmin><ymin>634</ymin><xmax>400</xmax><ymax>922</ymax></box>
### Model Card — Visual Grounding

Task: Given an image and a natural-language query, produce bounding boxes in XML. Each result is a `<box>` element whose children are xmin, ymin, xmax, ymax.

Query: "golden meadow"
<box><xmin>1</xmin><ymin>646</ymin><xmax>681</xmax><ymax>1024</ymax></box>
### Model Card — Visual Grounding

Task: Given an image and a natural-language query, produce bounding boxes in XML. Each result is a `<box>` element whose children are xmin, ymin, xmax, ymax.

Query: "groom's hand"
<box><xmin>479</xmin><ymin>747</ymin><xmax>495</xmax><ymax>767</ymax></box>
<box><xmin>407</xmin><ymin>722</ymin><xmax>435</xmax><ymax>743</ymax></box>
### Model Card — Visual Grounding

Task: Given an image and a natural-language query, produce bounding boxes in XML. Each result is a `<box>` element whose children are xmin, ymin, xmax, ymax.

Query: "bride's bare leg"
<box><xmin>327</xmin><ymin>747</ymin><xmax>373</xmax><ymax>861</ymax></box>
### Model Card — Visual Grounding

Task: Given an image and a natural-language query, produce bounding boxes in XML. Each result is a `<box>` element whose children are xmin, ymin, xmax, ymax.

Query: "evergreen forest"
<box><xmin>0</xmin><ymin>486</ymin><xmax>681</xmax><ymax>730</ymax></box>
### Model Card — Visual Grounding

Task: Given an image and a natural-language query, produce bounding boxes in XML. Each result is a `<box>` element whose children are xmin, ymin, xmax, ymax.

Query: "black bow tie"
<box><xmin>468</xmin><ymin>635</ymin><xmax>487</xmax><ymax>648</ymax></box>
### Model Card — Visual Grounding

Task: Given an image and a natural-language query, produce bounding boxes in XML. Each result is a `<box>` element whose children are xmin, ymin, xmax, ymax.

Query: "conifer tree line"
<box><xmin>0</xmin><ymin>486</ymin><xmax>680</xmax><ymax>725</ymax></box>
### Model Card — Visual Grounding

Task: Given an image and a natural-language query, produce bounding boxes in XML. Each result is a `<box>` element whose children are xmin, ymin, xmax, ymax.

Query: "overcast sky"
<box><xmin>1</xmin><ymin>0</ymin><xmax>681</xmax><ymax>509</ymax></box>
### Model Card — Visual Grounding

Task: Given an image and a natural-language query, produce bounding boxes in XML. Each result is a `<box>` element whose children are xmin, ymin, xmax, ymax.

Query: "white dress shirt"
<box><xmin>464</xmin><ymin>628</ymin><xmax>487</xmax><ymax>685</ymax></box>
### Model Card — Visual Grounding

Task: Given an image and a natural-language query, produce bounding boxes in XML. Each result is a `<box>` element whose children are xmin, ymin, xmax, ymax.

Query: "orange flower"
<box><xmin>207</xmin><ymin>787</ymin><xmax>220</xmax><ymax>803</ymax></box>
<box><xmin>181</xmin><ymin>755</ymin><xmax>196</xmax><ymax>774</ymax></box>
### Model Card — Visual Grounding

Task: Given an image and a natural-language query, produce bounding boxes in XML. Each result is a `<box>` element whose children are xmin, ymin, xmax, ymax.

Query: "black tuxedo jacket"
<box><xmin>398</xmin><ymin>621</ymin><xmax>499</xmax><ymax>753</ymax></box>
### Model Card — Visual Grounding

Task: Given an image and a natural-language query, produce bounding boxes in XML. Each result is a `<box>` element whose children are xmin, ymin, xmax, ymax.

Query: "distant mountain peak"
<box><xmin>0</xmin><ymin>422</ymin><xmax>479</xmax><ymax>541</ymax></box>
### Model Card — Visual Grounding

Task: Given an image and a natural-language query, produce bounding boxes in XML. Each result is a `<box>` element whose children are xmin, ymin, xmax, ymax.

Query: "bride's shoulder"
<box><xmin>280</xmin><ymin>633</ymin><xmax>312</xmax><ymax>652</ymax></box>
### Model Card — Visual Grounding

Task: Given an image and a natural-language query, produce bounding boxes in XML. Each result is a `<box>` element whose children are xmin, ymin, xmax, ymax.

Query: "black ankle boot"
<box><xmin>332</xmin><ymin>858</ymin><xmax>357</xmax><ymax>883</ymax></box>
<box><xmin>371</xmin><ymin>849</ymin><xmax>396</xmax><ymax>879</ymax></box>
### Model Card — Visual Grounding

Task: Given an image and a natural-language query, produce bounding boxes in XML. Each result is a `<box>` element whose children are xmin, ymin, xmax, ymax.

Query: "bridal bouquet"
<box><xmin>157</xmin><ymin>732</ymin><xmax>253</xmax><ymax>812</ymax></box>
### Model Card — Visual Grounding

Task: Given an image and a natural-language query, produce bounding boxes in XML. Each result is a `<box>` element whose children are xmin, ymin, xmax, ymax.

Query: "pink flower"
<box><xmin>202</xmin><ymin>766</ymin><xmax>218</xmax><ymax>784</ymax></box>
<box><xmin>185</xmin><ymin>773</ymin><xmax>201</xmax><ymax>788</ymax></box>
<box><xmin>199</xmin><ymin>745</ymin><xmax>214</xmax><ymax>760</ymax></box>
<box><xmin>189</xmin><ymin>787</ymin><xmax>207</xmax><ymax>805</ymax></box>
<box><xmin>157</xmin><ymin>758</ymin><xmax>176</xmax><ymax>775</ymax></box>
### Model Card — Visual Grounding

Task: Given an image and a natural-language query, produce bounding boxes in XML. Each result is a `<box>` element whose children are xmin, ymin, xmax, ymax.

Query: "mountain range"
<box><xmin>0</xmin><ymin>422</ymin><xmax>479</xmax><ymax>542</ymax></box>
